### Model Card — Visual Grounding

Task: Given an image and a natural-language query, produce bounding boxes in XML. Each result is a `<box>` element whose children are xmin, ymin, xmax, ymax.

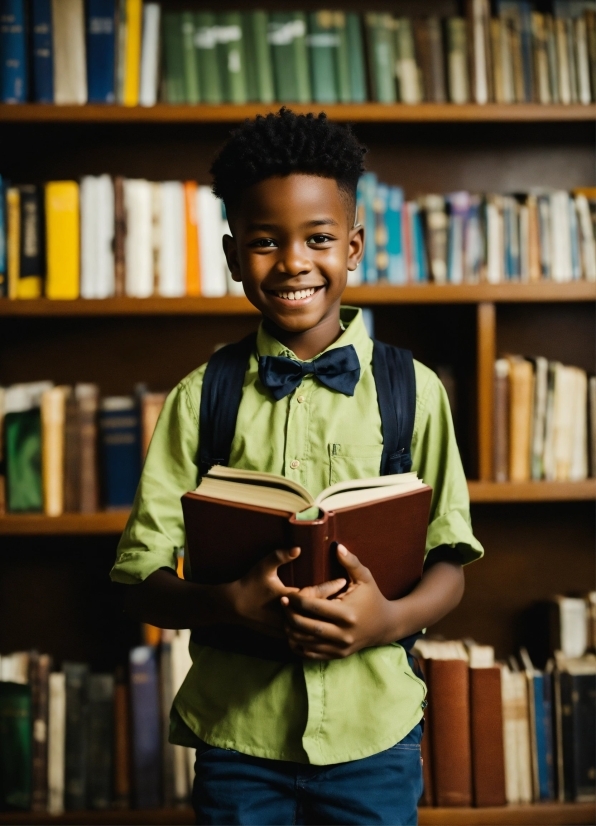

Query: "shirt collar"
<box><xmin>255</xmin><ymin>306</ymin><xmax>373</xmax><ymax>371</ymax></box>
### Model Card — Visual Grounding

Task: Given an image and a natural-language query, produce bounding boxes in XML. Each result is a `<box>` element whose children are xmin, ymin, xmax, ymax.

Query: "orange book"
<box><xmin>184</xmin><ymin>181</ymin><xmax>200</xmax><ymax>296</ymax></box>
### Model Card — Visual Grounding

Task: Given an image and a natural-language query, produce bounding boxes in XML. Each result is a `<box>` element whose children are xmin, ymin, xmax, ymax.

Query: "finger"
<box><xmin>283</xmin><ymin>613</ymin><xmax>348</xmax><ymax>643</ymax></box>
<box><xmin>337</xmin><ymin>544</ymin><xmax>372</xmax><ymax>583</ymax></box>
<box><xmin>259</xmin><ymin>546</ymin><xmax>301</xmax><ymax>575</ymax></box>
<box><xmin>283</xmin><ymin>592</ymin><xmax>352</xmax><ymax>624</ymax></box>
<box><xmin>296</xmin><ymin>578</ymin><xmax>347</xmax><ymax>601</ymax></box>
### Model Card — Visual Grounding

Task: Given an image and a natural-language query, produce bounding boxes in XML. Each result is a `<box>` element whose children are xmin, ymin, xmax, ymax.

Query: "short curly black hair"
<box><xmin>210</xmin><ymin>107</ymin><xmax>367</xmax><ymax>218</ymax></box>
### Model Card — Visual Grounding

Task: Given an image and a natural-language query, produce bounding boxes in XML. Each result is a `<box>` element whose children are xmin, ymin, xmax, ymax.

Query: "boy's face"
<box><xmin>223</xmin><ymin>174</ymin><xmax>364</xmax><ymax>336</ymax></box>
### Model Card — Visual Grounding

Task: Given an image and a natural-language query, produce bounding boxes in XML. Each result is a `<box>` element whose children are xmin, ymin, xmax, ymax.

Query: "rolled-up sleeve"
<box><xmin>110</xmin><ymin>367</ymin><xmax>205</xmax><ymax>584</ymax></box>
<box><xmin>411</xmin><ymin>362</ymin><xmax>484</xmax><ymax>566</ymax></box>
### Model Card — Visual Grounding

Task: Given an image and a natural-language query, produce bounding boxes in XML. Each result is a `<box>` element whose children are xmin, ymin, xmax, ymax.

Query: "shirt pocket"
<box><xmin>328</xmin><ymin>443</ymin><xmax>384</xmax><ymax>486</ymax></box>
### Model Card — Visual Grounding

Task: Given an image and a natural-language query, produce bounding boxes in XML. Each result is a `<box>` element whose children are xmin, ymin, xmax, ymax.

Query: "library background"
<box><xmin>0</xmin><ymin>0</ymin><xmax>595</xmax><ymax>823</ymax></box>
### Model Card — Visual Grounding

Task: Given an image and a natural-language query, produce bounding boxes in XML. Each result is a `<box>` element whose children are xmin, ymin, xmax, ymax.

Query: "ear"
<box><xmin>223</xmin><ymin>234</ymin><xmax>241</xmax><ymax>283</ymax></box>
<box><xmin>347</xmin><ymin>224</ymin><xmax>364</xmax><ymax>272</ymax></box>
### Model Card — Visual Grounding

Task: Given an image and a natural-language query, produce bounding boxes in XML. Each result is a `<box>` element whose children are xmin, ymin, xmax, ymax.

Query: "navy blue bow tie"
<box><xmin>258</xmin><ymin>344</ymin><xmax>361</xmax><ymax>401</ymax></box>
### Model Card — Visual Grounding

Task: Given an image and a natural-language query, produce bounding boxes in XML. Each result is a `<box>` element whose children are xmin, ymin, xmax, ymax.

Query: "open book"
<box><xmin>182</xmin><ymin>466</ymin><xmax>432</xmax><ymax>612</ymax></box>
<box><xmin>197</xmin><ymin>465</ymin><xmax>426</xmax><ymax>519</ymax></box>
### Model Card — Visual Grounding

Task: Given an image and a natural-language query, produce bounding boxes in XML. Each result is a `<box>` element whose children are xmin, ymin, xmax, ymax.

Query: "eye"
<box><xmin>308</xmin><ymin>234</ymin><xmax>334</xmax><ymax>245</ymax></box>
<box><xmin>249</xmin><ymin>237</ymin><xmax>277</xmax><ymax>248</ymax></box>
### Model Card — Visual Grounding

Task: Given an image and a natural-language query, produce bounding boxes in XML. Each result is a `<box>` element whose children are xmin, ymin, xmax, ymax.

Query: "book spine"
<box><xmin>386</xmin><ymin>187</ymin><xmax>405</xmax><ymax>285</ymax></box>
<box><xmin>138</xmin><ymin>3</ymin><xmax>159</xmax><ymax>107</ymax></box>
<box><xmin>194</xmin><ymin>12</ymin><xmax>221</xmax><ymax>104</ymax></box>
<box><xmin>162</xmin><ymin>12</ymin><xmax>185</xmax><ymax>104</ymax></box>
<box><xmin>47</xmin><ymin>672</ymin><xmax>65</xmax><ymax>814</ymax></box>
<box><xmin>17</xmin><ymin>184</ymin><xmax>43</xmax><ymax>298</ymax></box>
<box><xmin>374</xmin><ymin>183</ymin><xmax>389</xmax><ymax>281</ymax></box>
<box><xmin>333</xmin><ymin>12</ymin><xmax>350</xmax><ymax>104</ymax></box>
<box><xmin>129</xmin><ymin>646</ymin><xmax>161</xmax><ymax>808</ymax></box>
<box><xmin>45</xmin><ymin>181</ymin><xmax>79</xmax><ymax>300</ymax></box>
<box><xmin>113</xmin><ymin>680</ymin><xmax>131</xmax><ymax>808</ymax></box>
<box><xmin>446</xmin><ymin>17</ymin><xmax>470</xmax><ymax>103</ymax></box>
<box><xmin>345</xmin><ymin>13</ymin><xmax>367</xmax><ymax>103</ymax></box>
<box><xmin>5</xmin><ymin>406</ymin><xmax>43</xmax><ymax>512</ymax></box>
<box><xmin>51</xmin><ymin>0</ymin><xmax>87</xmax><ymax>105</ymax></box>
<box><xmin>77</xmin><ymin>385</ymin><xmax>99</xmax><ymax>513</ymax></box>
<box><xmin>31</xmin><ymin>0</ymin><xmax>54</xmax><ymax>102</ymax></box>
<box><xmin>365</xmin><ymin>13</ymin><xmax>396</xmax><ymax>103</ymax></box>
<box><xmin>98</xmin><ymin>399</ymin><xmax>140</xmax><ymax>508</ymax></box>
<box><xmin>63</xmin><ymin>662</ymin><xmax>89</xmax><ymax>812</ymax></box>
<box><xmin>181</xmin><ymin>11</ymin><xmax>199</xmax><ymax>104</ymax></box>
<box><xmin>240</xmin><ymin>12</ymin><xmax>258</xmax><ymax>103</ymax></box>
<box><xmin>307</xmin><ymin>11</ymin><xmax>338</xmax><ymax>104</ymax></box>
<box><xmin>247</xmin><ymin>10</ymin><xmax>274</xmax><ymax>104</ymax></box>
<box><xmin>184</xmin><ymin>181</ymin><xmax>200</xmax><ymax>297</ymax></box>
<box><xmin>286</xmin><ymin>513</ymin><xmax>331</xmax><ymax>589</ymax></box>
<box><xmin>469</xmin><ymin>667</ymin><xmax>507</xmax><ymax>806</ymax></box>
<box><xmin>86</xmin><ymin>0</ymin><xmax>116</xmax><ymax>103</ymax></box>
<box><xmin>122</xmin><ymin>0</ymin><xmax>141</xmax><ymax>106</ymax></box>
<box><xmin>0</xmin><ymin>682</ymin><xmax>32</xmax><ymax>809</ymax></box>
<box><xmin>428</xmin><ymin>659</ymin><xmax>473</xmax><ymax>806</ymax></box>
<box><xmin>0</xmin><ymin>174</ymin><xmax>6</xmax><ymax>297</ymax></box>
<box><xmin>30</xmin><ymin>653</ymin><xmax>51</xmax><ymax>811</ymax></box>
<box><xmin>216</xmin><ymin>12</ymin><xmax>247</xmax><ymax>104</ymax></box>
<box><xmin>6</xmin><ymin>185</ymin><xmax>20</xmax><ymax>299</ymax></box>
<box><xmin>159</xmin><ymin>642</ymin><xmax>177</xmax><ymax>807</ymax></box>
<box><xmin>87</xmin><ymin>674</ymin><xmax>114</xmax><ymax>810</ymax></box>
<box><xmin>0</xmin><ymin>0</ymin><xmax>27</xmax><ymax>103</ymax></box>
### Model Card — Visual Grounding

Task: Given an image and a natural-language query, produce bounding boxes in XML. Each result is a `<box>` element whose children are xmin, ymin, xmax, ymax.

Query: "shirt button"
<box><xmin>297</xmin><ymin>395</ymin><xmax>305</xmax><ymax>404</ymax></box>
<box><xmin>290</xmin><ymin>460</ymin><xmax>300</xmax><ymax>469</ymax></box>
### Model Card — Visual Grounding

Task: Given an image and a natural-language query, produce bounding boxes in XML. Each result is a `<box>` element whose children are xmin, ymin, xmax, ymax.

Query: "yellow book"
<box><xmin>6</xmin><ymin>187</ymin><xmax>20</xmax><ymax>299</ymax></box>
<box><xmin>123</xmin><ymin>0</ymin><xmax>142</xmax><ymax>106</ymax></box>
<box><xmin>45</xmin><ymin>181</ymin><xmax>80</xmax><ymax>300</ymax></box>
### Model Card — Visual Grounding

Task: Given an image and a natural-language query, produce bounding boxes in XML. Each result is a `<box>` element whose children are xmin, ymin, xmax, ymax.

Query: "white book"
<box><xmin>471</xmin><ymin>0</ymin><xmax>489</xmax><ymax>104</ymax></box>
<box><xmin>48</xmin><ymin>672</ymin><xmax>66</xmax><ymax>815</ymax></box>
<box><xmin>41</xmin><ymin>386</ymin><xmax>69</xmax><ymax>517</ymax></box>
<box><xmin>550</xmin><ymin>191</ymin><xmax>572</xmax><ymax>282</ymax></box>
<box><xmin>575</xmin><ymin>17</ymin><xmax>592</xmax><ymax>106</ymax></box>
<box><xmin>151</xmin><ymin>182</ymin><xmax>161</xmax><ymax>294</ymax></box>
<box><xmin>569</xmin><ymin>367</ymin><xmax>588</xmax><ymax>481</ymax></box>
<box><xmin>519</xmin><ymin>203</ymin><xmax>530</xmax><ymax>282</ymax></box>
<box><xmin>159</xmin><ymin>182</ymin><xmax>186</xmax><ymax>297</ymax></box>
<box><xmin>171</xmin><ymin>630</ymin><xmax>193</xmax><ymax>800</ymax></box>
<box><xmin>197</xmin><ymin>187</ymin><xmax>227</xmax><ymax>297</ymax></box>
<box><xmin>501</xmin><ymin>666</ymin><xmax>533</xmax><ymax>804</ymax></box>
<box><xmin>80</xmin><ymin>176</ymin><xmax>115</xmax><ymax>299</ymax></box>
<box><xmin>139</xmin><ymin>3</ymin><xmax>161</xmax><ymax>106</ymax></box>
<box><xmin>0</xmin><ymin>651</ymin><xmax>29</xmax><ymax>683</ymax></box>
<box><xmin>553</xmin><ymin>364</ymin><xmax>575</xmax><ymax>480</ymax></box>
<box><xmin>575</xmin><ymin>194</ymin><xmax>596</xmax><ymax>281</ymax></box>
<box><xmin>52</xmin><ymin>0</ymin><xmax>87</xmax><ymax>104</ymax></box>
<box><xmin>500</xmin><ymin>19</ymin><xmax>515</xmax><ymax>103</ymax></box>
<box><xmin>555</xmin><ymin>18</ymin><xmax>571</xmax><ymax>104</ymax></box>
<box><xmin>486</xmin><ymin>197</ymin><xmax>503</xmax><ymax>284</ymax></box>
<box><xmin>557</xmin><ymin>596</ymin><xmax>589</xmax><ymax>658</ymax></box>
<box><xmin>124</xmin><ymin>179</ymin><xmax>154</xmax><ymax>298</ymax></box>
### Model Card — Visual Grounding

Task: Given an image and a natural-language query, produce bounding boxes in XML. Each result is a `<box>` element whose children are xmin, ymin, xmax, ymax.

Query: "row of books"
<box><xmin>2</xmin><ymin>176</ymin><xmax>594</xmax><ymax>302</ymax></box>
<box><xmin>2</xmin><ymin>591</ymin><xmax>594</xmax><ymax>813</ymax></box>
<box><xmin>0</xmin><ymin>629</ymin><xmax>194</xmax><ymax>812</ymax></box>
<box><xmin>357</xmin><ymin>176</ymin><xmax>596</xmax><ymax>285</ymax></box>
<box><xmin>2</xmin><ymin>2</ymin><xmax>596</xmax><ymax>107</ymax></box>
<box><xmin>0</xmin><ymin>381</ymin><xmax>167</xmax><ymax>515</ymax></box>
<box><xmin>493</xmin><ymin>355</ymin><xmax>596</xmax><ymax>482</ymax></box>
<box><xmin>416</xmin><ymin>639</ymin><xmax>596</xmax><ymax>807</ymax></box>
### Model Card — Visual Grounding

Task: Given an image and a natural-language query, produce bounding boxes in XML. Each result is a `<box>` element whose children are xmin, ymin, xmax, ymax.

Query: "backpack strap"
<box><xmin>198</xmin><ymin>332</ymin><xmax>257</xmax><ymax>477</ymax></box>
<box><xmin>372</xmin><ymin>340</ymin><xmax>416</xmax><ymax>475</ymax></box>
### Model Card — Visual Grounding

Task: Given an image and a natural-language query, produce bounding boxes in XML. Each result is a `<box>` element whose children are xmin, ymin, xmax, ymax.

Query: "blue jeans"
<box><xmin>192</xmin><ymin>722</ymin><xmax>423</xmax><ymax>825</ymax></box>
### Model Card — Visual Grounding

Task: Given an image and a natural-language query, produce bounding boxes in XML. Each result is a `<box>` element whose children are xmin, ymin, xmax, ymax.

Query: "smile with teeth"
<box><xmin>272</xmin><ymin>287</ymin><xmax>319</xmax><ymax>300</ymax></box>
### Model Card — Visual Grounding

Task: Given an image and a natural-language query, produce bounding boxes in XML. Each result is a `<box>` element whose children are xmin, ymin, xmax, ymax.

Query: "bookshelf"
<box><xmin>0</xmin><ymin>802</ymin><xmax>594</xmax><ymax>825</ymax></box>
<box><xmin>1</xmin><ymin>1</ymin><xmax>595</xmax><ymax>820</ymax></box>
<box><xmin>1</xmin><ymin>102</ymin><xmax>596</xmax><ymax>123</ymax></box>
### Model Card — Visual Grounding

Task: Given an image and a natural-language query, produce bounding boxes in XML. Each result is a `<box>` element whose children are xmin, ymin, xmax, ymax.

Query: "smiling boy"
<box><xmin>111</xmin><ymin>109</ymin><xmax>483</xmax><ymax>825</ymax></box>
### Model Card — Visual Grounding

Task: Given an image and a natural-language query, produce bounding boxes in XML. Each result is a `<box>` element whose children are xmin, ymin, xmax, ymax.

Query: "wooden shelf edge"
<box><xmin>0</xmin><ymin>803</ymin><xmax>593</xmax><ymax>825</ymax></box>
<box><xmin>0</xmin><ymin>482</ymin><xmax>594</xmax><ymax>535</ymax></box>
<box><xmin>1</xmin><ymin>103</ymin><xmax>596</xmax><ymax>123</ymax></box>
<box><xmin>468</xmin><ymin>480</ymin><xmax>596</xmax><ymax>502</ymax></box>
<box><xmin>0</xmin><ymin>283</ymin><xmax>594</xmax><ymax>316</ymax></box>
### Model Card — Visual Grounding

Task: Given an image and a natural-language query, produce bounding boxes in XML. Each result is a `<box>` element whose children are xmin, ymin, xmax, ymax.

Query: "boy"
<box><xmin>111</xmin><ymin>109</ymin><xmax>483</xmax><ymax>826</ymax></box>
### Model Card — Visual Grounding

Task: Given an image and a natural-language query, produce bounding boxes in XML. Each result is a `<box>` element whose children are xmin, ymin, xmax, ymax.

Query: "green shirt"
<box><xmin>111</xmin><ymin>307</ymin><xmax>483</xmax><ymax>765</ymax></box>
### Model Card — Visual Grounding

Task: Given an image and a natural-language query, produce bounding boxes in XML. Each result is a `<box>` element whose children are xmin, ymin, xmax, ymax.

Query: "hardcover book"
<box><xmin>182</xmin><ymin>466</ymin><xmax>431</xmax><ymax>597</ymax></box>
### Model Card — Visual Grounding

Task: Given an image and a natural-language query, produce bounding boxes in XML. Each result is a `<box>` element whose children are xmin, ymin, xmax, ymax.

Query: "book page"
<box><xmin>200</xmin><ymin>465</ymin><xmax>313</xmax><ymax>503</ymax></box>
<box><xmin>197</xmin><ymin>477</ymin><xmax>308</xmax><ymax>513</ymax></box>
<box><xmin>319</xmin><ymin>479</ymin><xmax>425</xmax><ymax>512</ymax></box>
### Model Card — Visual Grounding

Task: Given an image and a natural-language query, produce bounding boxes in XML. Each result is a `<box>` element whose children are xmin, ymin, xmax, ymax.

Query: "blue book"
<box><xmin>357</xmin><ymin>173</ymin><xmax>378</xmax><ymax>284</ymax></box>
<box><xmin>0</xmin><ymin>0</ymin><xmax>28</xmax><ymax>102</ymax></box>
<box><xmin>99</xmin><ymin>396</ymin><xmax>141</xmax><ymax>508</ymax></box>
<box><xmin>386</xmin><ymin>186</ymin><xmax>405</xmax><ymax>285</ymax></box>
<box><xmin>374</xmin><ymin>184</ymin><xmax>389</xmax><ymax>281</ymax></box>
<box><xmin>532</xmin><ymin>674</ymin><xmax>552</xmax><ymax>800</ymax></box>
<box><xmin>86</xmin><ymin>0</ymin><xmax>116</xmax><ymax>103</ymax></box>
<box><xmin>129</xmin><ymin>647</ymin><xmax>161</xmax><ymax>809</ymax></box>
<box><xmin>412</xmin><ymin>204</ymin><xmax>428</xmax><ymax>283</ymax></box>
<box><xmin>31</xmin><ymin>0</ymin><xmax>53</xmax><ymax>102</ymax></box>
<box><xmin>447</xmin><ymin>192</ymin><xmax>469</xmax><ymax>284</ymax></box>
<box><xmin>0</xmin><ymin>175</ymin><xmax>6</xmax><ymax>297</ymax></box>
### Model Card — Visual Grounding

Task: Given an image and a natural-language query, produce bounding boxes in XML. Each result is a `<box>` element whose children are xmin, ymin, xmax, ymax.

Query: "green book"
<box><xmin>5</xmin><ymin>406</ymin><xmax>42</xmax><ymax>513</ymax></box>
<box><xmin>181</xmin><ymin>12</ymin><xmax>200</xmax><ymax>104</ymax></box>
<box><xmin>162</xmin><ymin>13</ymin><xmax>185</xmax><ymax>104</ymax></box>
<box><xmin>394</xmin><ymin>17</ymin><xmax>420</xmax><ymax>104</ymax></box>
<box><xmin>365</xmin><ymin>13</ymin><xmax>397</xmax><ymax>103</ymax></box>
<box><xmin>0</xmin><ymin>682</ymin><xmax>32</xmax><ymax>810</ymax></box>
<box><xmin>346</xmin><ymin>13</ymin><xmax>367</xmax><ymax>103</ymax></box>
<box><xmin>216</xmin><ymin>12</ymin><xmax>248</xmax><ymax>104</ymax></box>
<box><xmin>243</xmin><ymin>11</ymin><xmax>274</xmax><ymax>103</ymax></box>
<box><xmin>194</xmin><ymin>12</ymin><xmax>222</xmax><ymax>104</ymax></box>
<box><xmin>307</xmin><ymin>11</ymin><xmax>339</xmax><ymax>103</ymax></box>
<box><xmin>268</xmin><ymin>12</ymin><xmax>311</xmax><ymax>103</ymax></box>
<box><xmin>334</xmin><ymin>12</ymin><xmax>351</xmax><ymax>104</ymax></box>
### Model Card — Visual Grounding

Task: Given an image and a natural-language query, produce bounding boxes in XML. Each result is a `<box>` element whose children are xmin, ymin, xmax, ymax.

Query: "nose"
<box><xmin>275</xmin><ymin>240</ymin><xmax>313</xmax><ymax>277</ymax></box>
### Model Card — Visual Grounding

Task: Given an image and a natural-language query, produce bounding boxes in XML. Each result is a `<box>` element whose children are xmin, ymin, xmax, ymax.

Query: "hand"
<box><xmin>222</xmin><ymin>547</ymin><xmax>302</xmax><ymax>638</ymax></box>
<box><xmin>281</xmin><ymin>544</ymin><xmax>397</xmax><ymax>659</ymax></box>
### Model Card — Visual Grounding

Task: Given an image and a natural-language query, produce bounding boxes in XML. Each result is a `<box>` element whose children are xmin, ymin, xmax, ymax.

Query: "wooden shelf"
<box><xmin>468</xmin><ymin>480</ymin><xmax>596</xmax><ymax>503</ymax></box>
<box><xmin>1</xmin><ymin>103</ymin><xmax>595</xmax><ymax>124</ymax></box>
<box><xmin>0</xmin><ymin>482</ymin><xmax>593</xmax><ymax>536</ymax></box>
<box><xmin>0</xmin><ymin>283</ymin><xmax>594</xmax><ymax>317</ymax></box>
<box><xmin>0</xmin><ymin>803</ymin><xmax>593</xmax><ymax>825</ymax></box>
